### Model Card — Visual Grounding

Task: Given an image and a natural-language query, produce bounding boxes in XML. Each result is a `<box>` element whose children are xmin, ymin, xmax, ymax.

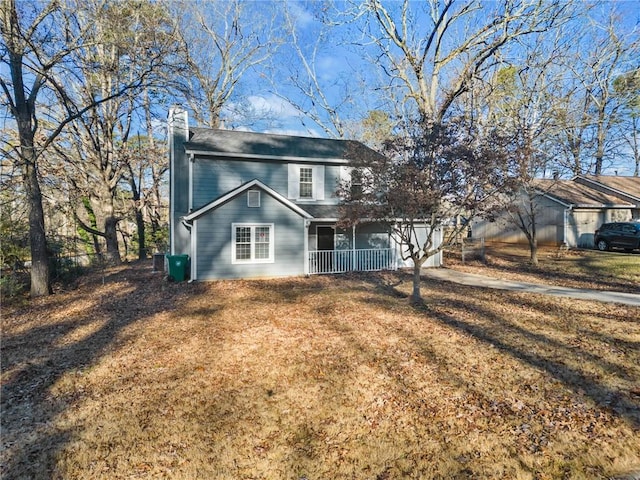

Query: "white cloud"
<box><xmin>246</xmin><ymin>94</ymin><xmax>302</xmax><ymax>119</ymax></box>
<box><xmin>287</xmin><ymin>1</ymin><xmax>314</xmax><ymax>29</ymax></box>
<box><xmin>263</xmin><ymin>127</ymin><xmax>323</xmax><ymax>138</ymax></box>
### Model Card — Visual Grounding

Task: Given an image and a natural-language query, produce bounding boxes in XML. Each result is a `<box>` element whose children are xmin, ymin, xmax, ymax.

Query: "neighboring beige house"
<box><xmin>472</xmin><ymin>175</ymin><xmax>640</xmax><ymax>248</ymax></box>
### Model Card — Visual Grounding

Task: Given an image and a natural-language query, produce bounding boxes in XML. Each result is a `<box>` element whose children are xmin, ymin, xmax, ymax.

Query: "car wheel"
<box><xmin>596</xmin><ymin>240</ymin><xmax>609</xmax><ymax>251</ymax></box>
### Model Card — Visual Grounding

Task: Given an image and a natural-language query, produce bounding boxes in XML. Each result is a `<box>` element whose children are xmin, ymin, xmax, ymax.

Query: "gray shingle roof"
<box><xmin>298</xmin><ymin>204</ymin><xmax>341</xmax><ymax>219</ymax></box>
<box><xmin>185</xmin><ymin>128</ymin><xmax>382</xmax><ymax>163</ymax></box>
<box><xmin>578</xmin><ymin>175</ymin><xmax>640</xmax><ymax>202</ymax></box>
<box><xmin>534</xmin><ymin>179</ymin><xmax>634</xmax><ymax>207</ymax></box>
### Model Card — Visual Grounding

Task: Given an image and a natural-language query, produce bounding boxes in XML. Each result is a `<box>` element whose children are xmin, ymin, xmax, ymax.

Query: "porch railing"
<box><xmin>308</xmin><ymin>248</ymin><xmax>395</xmax><ymax>275</ymax></box>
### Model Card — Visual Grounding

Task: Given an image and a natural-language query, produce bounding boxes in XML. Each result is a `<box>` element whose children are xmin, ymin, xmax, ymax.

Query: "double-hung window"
<box><xmin>299</xmin><ymin>167</ymin><xmax>313</xmax><ymax>199</ymax></box>
<box><xmin>288</xmin><ymin>164</ymin><xmax>324</xmax><ymax>200</ymax></box>
<box><xmin>232</xmin><ymin>223</ymin><xmax>274</xmax><ymax>263</ymax></box>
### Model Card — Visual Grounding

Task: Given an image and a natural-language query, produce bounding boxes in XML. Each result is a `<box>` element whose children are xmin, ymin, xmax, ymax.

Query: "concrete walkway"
<box><xmin>424</xmin><ymin>268</ymin><xmax>640</xmax><ymax>307</ymax></box>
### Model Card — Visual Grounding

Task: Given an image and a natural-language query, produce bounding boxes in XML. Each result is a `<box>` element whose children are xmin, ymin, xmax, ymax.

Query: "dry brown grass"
<box><xmin>444</xmin><ymin>242</ymin><xmax>640</xmax><ymax>294</ymax></box>
<box><xmin>2</xmin><ymin>259</ymin><xmax>639</xmax><ymax>479</ymax></box>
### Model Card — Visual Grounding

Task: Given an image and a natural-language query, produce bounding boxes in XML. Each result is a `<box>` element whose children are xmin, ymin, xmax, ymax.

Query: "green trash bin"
<box><xmin>166</xmin><ymin>254</ymin><xmax>189</xmax><ymax>282</ymax></box>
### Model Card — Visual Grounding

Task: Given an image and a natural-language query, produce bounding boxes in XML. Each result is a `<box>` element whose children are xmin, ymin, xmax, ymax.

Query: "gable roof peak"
<box><xmin>182</xmin><ymin>179</ymin><xmax>313</xmax><ymax>222</ymax></box>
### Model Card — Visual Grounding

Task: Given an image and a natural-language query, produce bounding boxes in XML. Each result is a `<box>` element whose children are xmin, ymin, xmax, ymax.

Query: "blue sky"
<box><xmin>3</xmin><ymin>0</ymin><xmax>639</xmax><ymax>175</ymax></box>
<box><xmin>208</xmin><ymin>0</ymin><xmax>639</xmax><ymax>175</ymax></box>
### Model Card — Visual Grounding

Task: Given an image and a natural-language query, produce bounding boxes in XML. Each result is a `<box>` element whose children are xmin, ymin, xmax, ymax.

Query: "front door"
<box><xmin>317</xmin><ymin>226</ymin><xmax>335</xmax><ymax>251</ymax></box>
<box><xmin>317</xmin><ymin>226</ymin><xmax>334</xmax><ymax>273</ymax></box>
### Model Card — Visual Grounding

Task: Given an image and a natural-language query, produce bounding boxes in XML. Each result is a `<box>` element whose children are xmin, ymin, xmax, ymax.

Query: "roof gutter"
<box><xmin>184</xmin><ymin>149</ymin><xmax>351</xmax><ymax>165</ymax></box>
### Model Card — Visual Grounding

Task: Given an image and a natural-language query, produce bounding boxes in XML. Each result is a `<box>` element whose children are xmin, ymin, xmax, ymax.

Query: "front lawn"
<box><xmin>445</xmin><ymin>242</ymin><xmax>640</xmax><ymax>294</ymax></box>
<box><xmin>2</xmin><ymin>262</ymin><xmax>639</xmax><ymax>479</ymax></box>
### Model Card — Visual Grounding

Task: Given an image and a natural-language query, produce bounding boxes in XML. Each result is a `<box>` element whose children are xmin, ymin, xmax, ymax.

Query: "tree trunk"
<box><xmin>104</xmin><ymin>216</ymin><xmax>121</xmax><ymax>265</ymax></box>
<box><xmin>24</xmin><ymin>153</ymin><xmax>51</xmax><ymax>297</ymax></box>
<box><xmin>5</xmin><ymin>0</ymin><xmax>51</xmax><ymax>297</ymax></box>
<box><xmin>594</xmin><ymin>108</ymin><xmax>606</xmax><ymax>175</ymax></box>
<box><xmin>410</xmin><ymin>260</ymin><xmax>423</xmax><ymax>305</ymax></box>
<box><xmin>135</xmin><ymin>208</ymin><xmax>146</xmax><ymax>259</ymax></box>
<box><xmin>528</xmin><ymin>238</ymin><xmax>538</xmax><ymax>266</ymax></box>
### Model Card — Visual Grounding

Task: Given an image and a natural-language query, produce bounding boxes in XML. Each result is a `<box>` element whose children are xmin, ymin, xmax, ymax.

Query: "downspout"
<box><xmin>188</xmin><ymin>153</ymin><xmax>194</xmax><ymax>212</ymax></box>
<box><xmin>190</xmin><ymin>219</ymin><xmax>197</xmax><ymax>282</ymax></box>
<box><xmin>304</xmin><ymin>219</ymin><xmax>310</xmax><ymax>276</ymax></box>
<box><xmin>563</xmin><ymin>208</ymin><xmax>568</xmax><ymax>247</ymax></box>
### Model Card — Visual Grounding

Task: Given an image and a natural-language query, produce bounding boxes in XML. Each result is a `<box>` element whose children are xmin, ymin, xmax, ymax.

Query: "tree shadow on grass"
<box><xmin>455</xmin><ymin>248</ymin><xmax>640</xmax><ymax>294</ymax></box>
<box><xmin>437</xmin><ymin>293</ymin><xmax>638</xmax><ymax>429</ymax></box>
<box><xmin>360</xmin><ymin>271</ymin><xmax>640</xmax><ymax>429</ymax></box>
<box><xmin>0</xmin><ymin>263</ymin><xmax>190</xmax><ymax>480</ymax></box>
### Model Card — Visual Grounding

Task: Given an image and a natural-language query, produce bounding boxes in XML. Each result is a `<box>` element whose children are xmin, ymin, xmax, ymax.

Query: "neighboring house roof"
<box><xmin>183</xmin><ymin>179</ymin><xmax>313</xmax><ymax>222</ymax></box>
<box><xmin>533</xmin><ymin>179</ymin><xmax>635</xmax><ymax>208</ymax></box>
<box><xmin>575</xmin><ymin>175</ymin><xmax>640</xmax><ymax>203</ymax></box>
<box><xmin>184</xmin><ymin>128</ymin><xmax>383</xmax><ymax>164</ymax></box>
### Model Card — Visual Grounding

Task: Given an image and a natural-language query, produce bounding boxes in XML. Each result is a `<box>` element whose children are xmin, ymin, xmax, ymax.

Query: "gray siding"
<box><xmin>473</xmin><ymin>196</ymin><xmax>635</xmax><ymax>247</ymax></box>
<box><xmin>192</xmin><ymin>158</ymin><xmax>343</xmax><ymax>209</ymax></box>
<box><xmin>473</xmin><ymin>195</ymin><xmax>566</xmax><ymax>245</ymax></box>
<box><xmin>393</xmin><ymin>225</ymin><xmax>442</xmax><ymax>268</ymax></box>
<box><xmin>569</xmin><ymin>210</ymin><xmax>603</xmax><ymax>248</ymax></box>
<box><xmin>324</xmin><ymin>165</ymin><xmax>342</xmax><ymax>203</ymax></box>
<box><xmin>194</xmin><ymin>190</ymin><xmax>306</xmax><ymax>280</ymax></box>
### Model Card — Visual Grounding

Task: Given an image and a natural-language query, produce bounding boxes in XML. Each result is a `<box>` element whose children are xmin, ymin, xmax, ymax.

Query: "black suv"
<box><xmin>594</xmin><ymin>222</ymin><xmax>640</xmax><ymax>252</ymax></box>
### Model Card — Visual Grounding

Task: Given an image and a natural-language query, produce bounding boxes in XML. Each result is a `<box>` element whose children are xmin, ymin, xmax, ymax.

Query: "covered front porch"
<box><xmin>303</xmin><ymin>219</ymin><xmax>443</xmax><ymax>275</ymax></box>
<box><xmin>306</xmin><ymin>221</ymin><xmax>397</xmax><ymax>275</ymax></box>
<box><xmin>308</xmin><ymin>247</ymin><xmax>396</xmax><ymax>274</ymax></box>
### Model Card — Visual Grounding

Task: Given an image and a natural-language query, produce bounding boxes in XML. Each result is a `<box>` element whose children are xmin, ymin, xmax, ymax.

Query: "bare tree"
<box><xmin>173</xmin><ymin>0</ymin><xmax>280</xmax><ymax>129</ymax></box>
<box><xmin>613</xmin><ymin>69</ymin><xmax>640</xmax><ymax>176</ymax></box>
<box><xmin>1</xmin><ymin>0</ymin><xmax>178</xmax><ymax>294</ymax></box>
<box><xmin>583</xmin><ymin>16</ymin><xmax>636</xmax><ymax>175</ymax></box>
<box><xmin>333</xmin><ymin>0</ymin><xmax>570</xmax><ymax>298</ymax></box>
<box><xmin>339</xmin><ymin>120</ymin><xmax>513</xmax><ymax>304</ymax></box>
<box><xmin>1</xmin><ymin>0</ymin><xmax>91</xmax><ymax>296</ymax></box>
<box><xmin>480</xmin><ymin>39</ymin><xmax>567</xmax><ymax>264</ymax></box>
<box><xmin>360</xmin><ymin>0</ymin><xmax>571</xmax><ymax>128</ymax></box>
<box><xmin>554</xmin><ymin>8</ymin><xmax>639</xmax><ymax>175</ymax></box>
<box><xmin>54</xmin><ymin>0</ymin><xmax>176</xmax><ymax>265</ymax></box>
<box><xmin>122</xmin><ymin>88</ymin><xmax>169</xmax><ymax>259</ymax></box>
<box><xmin>1</xmin><ymin>0</ymin><xmax>59</xmax><ymax>296</ymax></box>
<box><xmin>273</xmin><ymin>2</ymin><xmax>365</xmax><ymax>138</ymax></box>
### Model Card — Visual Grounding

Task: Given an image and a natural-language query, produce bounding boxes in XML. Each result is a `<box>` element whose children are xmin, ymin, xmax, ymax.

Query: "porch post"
<box><xmin>352</xmin><ymin>224</ymin><xmax>356</xmax><ymax>271</ymax></box>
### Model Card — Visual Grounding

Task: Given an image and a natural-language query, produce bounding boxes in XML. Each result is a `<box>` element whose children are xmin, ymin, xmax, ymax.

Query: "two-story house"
<box><xmin>168</xmin><ymin>107</ymin><xmax>442</xmax><ymax>281</ymax></box>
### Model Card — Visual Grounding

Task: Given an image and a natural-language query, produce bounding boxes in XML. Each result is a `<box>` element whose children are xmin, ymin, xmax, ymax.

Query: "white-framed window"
<box><xmin>288</xmin><ymin>164</ymin><xmax>324</xmax><ymax>200</ymax></box>
<box><xmin>247</xmin><ymin>190</ymin><xmax>260</xmax><ymax>207</ymax></box>
<box><xmin>299</xmin><ymin>167</ymin><xmax>313</xmax><ymax>198</ymax></box>
<box><xmin>232</xmin><ymin>223</ymin><xmax>274</xmax><ymax>264</ymax></box>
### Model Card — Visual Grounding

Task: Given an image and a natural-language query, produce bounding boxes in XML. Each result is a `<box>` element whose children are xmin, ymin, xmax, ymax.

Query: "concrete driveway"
<box><xmin>424</xmin><ymin>268</ymin><xmax>640</xmax><ymax>307</ymax></box>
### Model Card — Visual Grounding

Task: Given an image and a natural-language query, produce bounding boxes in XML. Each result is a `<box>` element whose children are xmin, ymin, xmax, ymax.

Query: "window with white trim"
<box><xmin>288</xmin><ymin>164</ymin><xmax>325</xmax><ymax>200</ymax></box>
<box><xmin>299</xmin><ymin>167</ymin><xmax>313</xmax><ymax>198</ymax></box>
<box><xmin>232</xmin><ymin>224</ymin><xmax>274</xmax><ymax>263</ymax></box>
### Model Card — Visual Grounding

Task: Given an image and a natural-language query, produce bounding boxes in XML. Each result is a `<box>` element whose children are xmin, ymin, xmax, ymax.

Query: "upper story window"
<box><xmin>299</xmin><ymin>167</ymin><xmax>313</xmax><ymax>199</ymax></box>
<box><xmin>288</xmin><ymin>164</ymin><xmax>325</xmax><ymax>201</ymax></box>
<box><xmin>350</xmin><ymin>168</ymin><xmax>363</xmax><ymax>199</ymax></box>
